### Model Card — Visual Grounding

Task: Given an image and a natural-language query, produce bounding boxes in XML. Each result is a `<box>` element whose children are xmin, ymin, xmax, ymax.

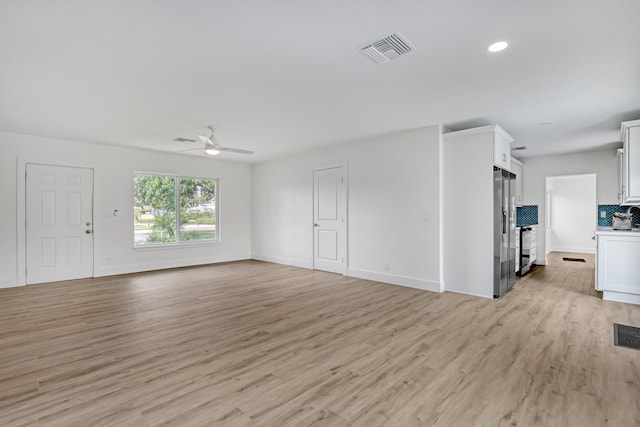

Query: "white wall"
<box><xmin>522</xmin><ymin>149</ymin><xmax>618</xmax><ymax>263</ymax></box>
<box><xmin>546</xmin><ymin>174</ymin><xmax>597</xmax><ymax>254</ymax></box>
<box><xmin>251</xmin><ymin>125</ymin><xmax>443</xmax><ymax>292</ymax></box>
<box><xmin>0</xmin><ymin>131</ymin><xmax>251</xmax><ymax>287</ymax></box>
<box><xmin>442</xmin><ymin>127</ymin><xmax>497</xmax><ymax>299</ymax></box>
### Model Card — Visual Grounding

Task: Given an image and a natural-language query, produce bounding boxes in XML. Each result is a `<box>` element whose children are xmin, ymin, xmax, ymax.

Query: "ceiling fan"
<box><xmin>175</xmin><ymin>126</ymin><xmax>254</xmax><ymax>156</ymax></box>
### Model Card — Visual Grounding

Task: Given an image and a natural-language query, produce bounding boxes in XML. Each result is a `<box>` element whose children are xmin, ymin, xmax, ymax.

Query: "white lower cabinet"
<box><xmin>596</xmin><ymin>230</ymin><xmax>640</xmax><ymax>305</ymax></box>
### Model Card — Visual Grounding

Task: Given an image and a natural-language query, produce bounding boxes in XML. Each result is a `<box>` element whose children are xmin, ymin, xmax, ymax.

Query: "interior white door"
<box><xmin>313</xmin><ymin>166</ymin><xmax>346</xmax><ymax>274</ymax></box>
<box><xmin>26</xmin><ymin>164</ymin><xmax>94</xmax><ymax>284</ymax></box>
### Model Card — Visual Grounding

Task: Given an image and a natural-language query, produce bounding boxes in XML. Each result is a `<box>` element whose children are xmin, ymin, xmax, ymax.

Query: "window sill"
<box><xmin>133</xmin><ymin>240</ymin><xmax>221</xmax><ymax>251</ymax></box>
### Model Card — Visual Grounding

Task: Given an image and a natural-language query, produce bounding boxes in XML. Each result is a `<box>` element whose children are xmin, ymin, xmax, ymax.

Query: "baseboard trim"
<box><xmin>347</xmin><ymin>268</ymin><xmax>441</xmax><ymax>293</ymax></box>
<box><xmin>0</xmin><ymin>276</ymin><xmax>20</xmax><ymax>289</ymax></box>
<box><xmin>603</xmin><ymin>291</ymin><xmax>640</xmax><ymax>306</ymax></box>
<box><xmin>548</xmin><ymin>247</ymin><xmax>596</xmax><ymax>254</ymax></box>
<box><xmin>94</xmin><ymin>254</ymin><xmax>251</xmax><ymax>277</ymax></box>
<box><xmin>444</xmin><ymin>289</ymin><xmax>493</xmax><ymax>299</ymax></box>
<box><xmin>250</xmin><ymin>253</ymin><xmax>313</xmax><ymax>270</ymax></box>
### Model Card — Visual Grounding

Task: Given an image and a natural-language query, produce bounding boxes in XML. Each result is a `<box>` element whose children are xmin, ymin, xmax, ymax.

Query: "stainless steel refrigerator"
<box><xmin>493</xmin><ymin>167</ymin><xmax>516</xmax><ymax>297</ymax></box>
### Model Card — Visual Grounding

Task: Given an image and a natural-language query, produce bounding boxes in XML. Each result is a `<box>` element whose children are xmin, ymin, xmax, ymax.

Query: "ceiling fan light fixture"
<box><xmin>204</xmin><ymin>141</ymin><xmax>221</xmax><ymax>156</ymax></box>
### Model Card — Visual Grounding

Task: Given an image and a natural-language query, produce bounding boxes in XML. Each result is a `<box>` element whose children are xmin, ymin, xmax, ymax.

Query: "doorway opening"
<box><xmin>545</xmin><ymin>173</ymin><xmax>596</xmax><ymax>258</ymax></box>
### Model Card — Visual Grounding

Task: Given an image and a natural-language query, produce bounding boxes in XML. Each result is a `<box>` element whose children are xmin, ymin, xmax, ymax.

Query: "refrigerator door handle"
<box><xmin>503</xmin><ymin>208</ymin><xmax>507</xmax><ymax>234</ymax></box>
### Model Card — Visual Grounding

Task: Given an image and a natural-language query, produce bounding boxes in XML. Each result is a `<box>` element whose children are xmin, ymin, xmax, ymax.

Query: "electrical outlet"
<box><xmin>384</xmin><ymin>263</ymin><xmax>390</xmax><ymax>271</ymax></box>
<box><xmin>600</xmin><ymin>211</ymin><xmax>606</xmax><ymax>218</ymax></box>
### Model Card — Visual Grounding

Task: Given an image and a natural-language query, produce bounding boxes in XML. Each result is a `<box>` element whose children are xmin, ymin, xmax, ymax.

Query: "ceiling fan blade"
<box><xmin>177</xmin><ymin>147</ymin><xmax>204</xmax><ymax>152</ymax></box>
<box><xmin>173</xmin><ymin>137</ymin><xmax>197</xmax><ymax>143</ymax></box>
<box><xmin>219</xmin><ymin>147</ymin><xmax>254</xmax><ymax>154</ymax></box>
<box><xmin>197</xmin><ymin>135</ymin><xmax>211</xmax><ymax>144</ymax></box>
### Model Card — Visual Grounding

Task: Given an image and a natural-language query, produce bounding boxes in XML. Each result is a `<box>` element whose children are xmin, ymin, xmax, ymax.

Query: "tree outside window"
<box><xmin>134</xmin><ymin>174</ymin><xmax>217</xmax><ymax>246</ymax></box>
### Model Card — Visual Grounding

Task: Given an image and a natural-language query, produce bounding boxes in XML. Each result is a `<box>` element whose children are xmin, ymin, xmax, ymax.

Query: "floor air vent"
<box><xmin>360</xmin><ymin>32</ymin><xmax>414</xmax><ymax>64</ymax></box>
<box><xmin>614</xmin><ymin>323</ymin><xmax>640</xmax><ymax>350</ymax></box>
<box><xmin>562</xmin><ymin>257</ymin><xmax>586</xmax><ymax>262</ymax></box>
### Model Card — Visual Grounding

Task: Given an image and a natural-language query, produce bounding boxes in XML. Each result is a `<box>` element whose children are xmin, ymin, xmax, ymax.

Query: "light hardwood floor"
<box><xmin>1</xmin><ymin>254</ymin><xmax>639</xmax><ymax>426</ymax></box>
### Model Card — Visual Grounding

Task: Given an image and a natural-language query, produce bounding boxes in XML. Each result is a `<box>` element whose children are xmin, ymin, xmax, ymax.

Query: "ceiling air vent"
<box><xmin>360</xmin><ymin>32</ymin><xmax>414</xmax><ymax>64</ymax></box>
<box><xmin>512</xmin><ymin>146</ymin><xmax>527</xmax><ymax>151</ymax></box>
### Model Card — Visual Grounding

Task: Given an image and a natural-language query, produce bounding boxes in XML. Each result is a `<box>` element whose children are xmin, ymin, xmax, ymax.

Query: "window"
<box><xmin>134</xmin><ymin>173</ymin><xmax>218</xmax><ymax>246</ymax></box>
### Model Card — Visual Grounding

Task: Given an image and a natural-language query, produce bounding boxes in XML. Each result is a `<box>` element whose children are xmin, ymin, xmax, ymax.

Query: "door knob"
<box><xmin>313</xmin><ymin>223</ymin><xmax>319</xmax><ymax>227</ymax></box>
<box><xmin>85</xmin><ymin>230</ymin><xmax>92</xmax><ymax>234</ymax></box>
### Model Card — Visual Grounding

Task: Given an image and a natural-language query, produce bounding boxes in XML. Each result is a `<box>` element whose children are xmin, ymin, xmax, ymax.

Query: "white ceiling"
<box><xmin>1</xmin><ymin>0</ymin><xmax>639</xmax><ymax>163</ymax></box>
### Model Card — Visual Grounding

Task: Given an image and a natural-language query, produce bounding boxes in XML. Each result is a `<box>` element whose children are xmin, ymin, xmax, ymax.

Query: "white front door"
<box><xmin>26</xmin><ymin>164</ymin><xmax>94</xmax><ymax>284</ymax></box>
<box><xmin>313</xmin><ymin>166</ymin><xmax>346</xmax><ymax>274</ymax></box>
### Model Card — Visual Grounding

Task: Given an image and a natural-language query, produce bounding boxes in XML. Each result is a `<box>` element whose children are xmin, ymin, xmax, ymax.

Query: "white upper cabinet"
<box><xmin>493</xmin><ymin>127</ymin><xmax>512</xmax><ymax>170</ymax></box>
<box><xmin>621</xmin><ymin>120</ymin><xmax>640</xmax><ymax>205</ymax></box>
<box><xmin>510</xmin><ymin>157</ymin><xmax>524</xmax><ymax>207</ymax></box>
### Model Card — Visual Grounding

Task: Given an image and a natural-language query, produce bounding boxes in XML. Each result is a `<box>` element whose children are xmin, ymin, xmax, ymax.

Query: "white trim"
<box><xmin>347</xmin><ymin>268</ymin><xmax>441</xmax><ymax>293</ymax></box>
<box><xmin>603</xmin><ymin>290</ymin><xmax>640</xmax><ymax>306</ymax></box>
<box><xmin>621</xmin><ymin>119</ymin><xmax>640</xmax><ymax>140</ymax></box>
<box><xmin>437</xmin><ymin>125</ymin><xmax>445</xmax><ymax>292</ymax></box>
<box><xmin>94</xmin><ymin>254</ymin><xmax>250</xmax><ymax>277</ymax></box>
<box><xmin>17</xmin><ymin>157</ymin><xmax>97</xmax><ymax>285</ymax></box>
<box><xmin>312</xmin><ymin>161</ymin><xmax>349</xmax><ymax>172</ymax></box>
<box><xmin>251</xmin><ymin>253</ymin><xmax>313</xmax><ymax>270</ymax></box>
<box><xmin>134</xmin><ymin>240</ymin><xmax>221</xmax><ymax>251</ymax></box>
<box><xmin>0</xmin><ymin>276</ymin><xmax>20</xmax><ymax>288</ymax></box>
<box><xmin>443</xmin><ymin>124</ymin><xmax>513</xmax><ymax>143</ymax></box>
<box><xmin>444</xmin><ymin>289</ymin><xmax>494</xmax><ymax>299</ymax></box>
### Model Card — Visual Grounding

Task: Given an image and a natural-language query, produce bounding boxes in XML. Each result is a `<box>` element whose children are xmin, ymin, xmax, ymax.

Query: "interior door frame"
<box><xmin>544</xmin><ymin>173</ymin><xmax>597</xmax><ymax>260</ymax></box>
<box><xmin>312</xmin><ymin>161</ymin><xmax>348</xmax><ymax>275</ymax></box>
<box><xmin>17</xmin><ymin>156</ymin><xmax>97</xmax><ymax>285</ymax></box>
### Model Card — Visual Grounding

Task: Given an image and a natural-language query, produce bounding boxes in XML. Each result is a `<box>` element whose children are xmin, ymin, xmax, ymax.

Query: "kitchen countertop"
<box><xmin>596</xmin><ymin>227</ymin><xmax>640</xmax><ymax>236</ymax></box>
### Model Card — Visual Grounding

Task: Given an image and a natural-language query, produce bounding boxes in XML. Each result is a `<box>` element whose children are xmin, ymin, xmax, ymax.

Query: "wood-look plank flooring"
<box><xmin>1</xmin><ymin>253</ymin><xmax>639</xmax><ymax>426</ymax></box>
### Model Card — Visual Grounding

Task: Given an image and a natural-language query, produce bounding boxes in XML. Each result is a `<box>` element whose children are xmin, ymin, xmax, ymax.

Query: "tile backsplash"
<box><xmin>517</xmin><ymin>205</ymin><xmax>538</xmax><ymax>226</ymax></box>
<box><xmin>515</xmin><ymin>204</ymin><xmax>637</xmax><ymax>228</ymax></box>
<box><xmin>597</xmin><ymin>204</ymin><xmax>631</xmax><ymax>227</ymax></box>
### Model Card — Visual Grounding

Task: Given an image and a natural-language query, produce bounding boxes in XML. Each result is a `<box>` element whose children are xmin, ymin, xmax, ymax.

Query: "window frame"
<box><xmin>133</xmin><ymin>172</ymin><xmax>219</xmax><ymax>248</ymax></box>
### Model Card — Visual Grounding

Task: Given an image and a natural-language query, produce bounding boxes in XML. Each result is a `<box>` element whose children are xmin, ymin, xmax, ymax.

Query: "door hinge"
<box><xmin>341</xmin><ymin>176</ymin><xmax>344</xmax><ymax>183</ymax></box>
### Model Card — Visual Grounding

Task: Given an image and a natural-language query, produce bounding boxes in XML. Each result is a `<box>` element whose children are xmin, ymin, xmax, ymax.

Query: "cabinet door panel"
<box><xmin>510</xmin><ymin>158</ymin><xmax>524</xmax><ymax>207</ymax></box>
<box><xmin>494</xmin><ymin>133</ymin><xmax>510</xmax><ymax>170</ymax></box>
<box><xmin>626</xmin><ymin>126</ymin><xmax>640</xmax><ymax>202</ymax></box>
<box><xmin>597</xmin><ymin>235</ymin><xmax>640</xmax><ymax>294</ymax></box>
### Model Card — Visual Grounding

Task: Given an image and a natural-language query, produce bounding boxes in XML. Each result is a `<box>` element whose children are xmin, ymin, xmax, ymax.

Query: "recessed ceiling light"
<box><xmin>487</xmin><ymin>41</ymin><xmax>508</xmax><ymax>53</ymax></box>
